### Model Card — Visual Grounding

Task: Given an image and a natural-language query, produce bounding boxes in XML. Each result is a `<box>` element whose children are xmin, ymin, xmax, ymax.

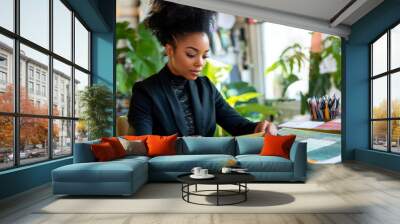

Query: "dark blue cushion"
<box><xmin>73</xmin><ymin>139</ymin><xmax>100</xmax><ymax>163</ymax></box>
<box><xmin>178</xmin><ymin>137</ymin><xmax>236</xmax><ymax>155</ymax></box>
<box><xmin>235</xmin><ymin>137</ymin><xmax>264</xmax><ymax>155</ymax></box>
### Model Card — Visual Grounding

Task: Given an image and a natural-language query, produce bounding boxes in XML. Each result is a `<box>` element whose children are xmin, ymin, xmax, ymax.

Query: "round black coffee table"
<box><xmin>177</xmin><ymin>173</ymin><xmax>255</xmax><ymax>206</ymax></box>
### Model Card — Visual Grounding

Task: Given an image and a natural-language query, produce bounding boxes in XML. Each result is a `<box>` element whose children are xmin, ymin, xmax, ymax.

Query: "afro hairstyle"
<box><xmin>144</xmin><ymin>0</ymin><xmax>216</xmax><ymax>46</ymax></box>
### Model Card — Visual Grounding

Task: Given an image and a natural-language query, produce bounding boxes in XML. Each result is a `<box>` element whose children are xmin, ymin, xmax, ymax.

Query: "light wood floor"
<box><xmin>1</xmin><ymin>162</ymin><xmax>400</xmax><ymax>224</ymax></box>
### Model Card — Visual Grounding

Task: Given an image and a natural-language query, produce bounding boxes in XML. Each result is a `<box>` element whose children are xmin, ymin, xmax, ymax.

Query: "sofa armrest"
<box><xmin>289</xmin><ymin>141</ymin><xmax>307</xmax><ymax>181</ymax></box>
<box><xmin>73</xmin><ymin>140</ymin><xmax>100</xmax><ymax>163</ymax></box>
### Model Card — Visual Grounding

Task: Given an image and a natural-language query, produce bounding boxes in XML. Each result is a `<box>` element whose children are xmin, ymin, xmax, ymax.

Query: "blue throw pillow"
<box><xmin>178</xmin><ymin>137</ymin><xmax>235</xmax><ymax>155</ymax></box>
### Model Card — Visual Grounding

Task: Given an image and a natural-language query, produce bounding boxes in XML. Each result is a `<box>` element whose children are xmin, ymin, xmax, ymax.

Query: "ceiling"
<box><xmin>168</xmin><ymin>0</ymin><xmax>384</xmax><ymax>38</ymax></box>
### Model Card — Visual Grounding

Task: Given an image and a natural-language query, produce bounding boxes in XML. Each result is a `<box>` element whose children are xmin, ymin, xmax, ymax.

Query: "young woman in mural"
<box><xmin>128</xmin><ymin>0</ymin><xmax>277</xmax><ymax>137</ymax></box>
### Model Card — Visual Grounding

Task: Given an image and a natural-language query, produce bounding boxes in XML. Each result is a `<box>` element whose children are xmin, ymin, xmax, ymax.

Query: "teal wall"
<box><xmin>343</xmin><ymin>0</ymin><xmax>400</xmax><ymax>171</ymax></box>
<box><xmin>0</xmin><ymin>0</ymin><xmax>116</xmax><ymax>200</ymax></box>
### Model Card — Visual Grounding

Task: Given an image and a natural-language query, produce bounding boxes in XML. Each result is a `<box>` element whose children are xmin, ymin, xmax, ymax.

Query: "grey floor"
<box><xmin>1</xmin><ymin>162</ymin><xmax>400</xmax><ymax>224</ymax></box>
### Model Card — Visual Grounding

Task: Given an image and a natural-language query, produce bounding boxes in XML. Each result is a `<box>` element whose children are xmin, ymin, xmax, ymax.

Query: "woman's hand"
<box><xmin>254</xmin><ymin>120</ymin><xmax>278</xmax><ymax>135</ymax></box>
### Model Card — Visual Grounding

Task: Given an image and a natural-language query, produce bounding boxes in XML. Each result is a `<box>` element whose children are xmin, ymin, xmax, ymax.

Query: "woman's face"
<box><xmin>166</xmin><ymin>32</ymin><xmax>210</xmax><ymax>80</ymax></box>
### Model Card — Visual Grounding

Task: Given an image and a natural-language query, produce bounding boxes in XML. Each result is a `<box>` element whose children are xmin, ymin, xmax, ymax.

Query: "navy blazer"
<box><xmin>128</xmin><ymin>66</ymin><xmax>257</xmax><ymax>136</ymax></box>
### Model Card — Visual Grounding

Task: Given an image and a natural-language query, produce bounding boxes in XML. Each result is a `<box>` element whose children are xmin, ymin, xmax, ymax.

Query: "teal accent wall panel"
<box><xmin>355</xmin><ymin>149</ymin><xmax>400</xmax><ymax>172</ymax></box>
<box><xmin>344</xmin><ymin>0</ymin><xmax>400</xmax><ymax>171</ymax></box>
<box><xmin>0</xmin><ymin>158</ymin><xmax>72</xmax><ymax>199</ymax></box>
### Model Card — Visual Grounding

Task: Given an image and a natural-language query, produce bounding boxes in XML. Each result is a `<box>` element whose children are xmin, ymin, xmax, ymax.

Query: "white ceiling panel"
<box><xmin>168</xmin><ymin>0</ymin><xmax>384</xmax><ymax>38</ymax></box>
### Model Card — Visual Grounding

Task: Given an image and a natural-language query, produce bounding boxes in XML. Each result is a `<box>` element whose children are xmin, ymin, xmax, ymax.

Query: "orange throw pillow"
<box><xmin>146</xmin><ymin>134</ymin><xmax>178</xmax><ymax>157</ymax></box>
<box><xmin>260</xmin><ymin>134</ymin><xmax>296</xmax><ymax>159</ymax></box>
<box><xmin>123</xmin><ymin>135</ymin><xmax>149</xmax><ymax>141</ymax></box>
<box><xmin>91</xmin><ymin>142</ymin><xmax>117</xmax><ymax>161</ymax></box>
<box><xmin>101</xmin><ymin>137</ymin><xmax>126</xmax><ymax>158</ymax></box>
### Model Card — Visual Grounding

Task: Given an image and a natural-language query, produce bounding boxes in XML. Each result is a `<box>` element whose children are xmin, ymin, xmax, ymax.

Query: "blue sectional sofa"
<box><xmin>52</xmin><ymin>137</ymin><xmax>307</xmax><ymax>196</ymax></box>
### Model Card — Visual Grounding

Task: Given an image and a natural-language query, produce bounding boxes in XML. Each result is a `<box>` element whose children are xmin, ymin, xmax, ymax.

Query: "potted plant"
<box><xmin>79</xmin><ymin>84</ymin><xmax>113</xmax><ymax>140</ymax></box>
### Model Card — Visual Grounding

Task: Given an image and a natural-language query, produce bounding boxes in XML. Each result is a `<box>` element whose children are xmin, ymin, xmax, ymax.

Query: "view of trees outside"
<box><xmin>0</xmin><ymin>86</ymin><xmax>63</xmax><ymax>168</ymax></box>
<box><xmin>0</xmin><ymin>0</ymin><xmax>90</xmax><ymax>170</ymax></box>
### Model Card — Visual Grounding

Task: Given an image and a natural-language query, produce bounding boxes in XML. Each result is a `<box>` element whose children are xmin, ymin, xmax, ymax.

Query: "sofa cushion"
<box><xmin>178</xmin><ymin>137</ymin><xmax>236</xmax><ymax>155</ymax></box>
<box><xmin>52</xmin><ymin>158</ymin><xmax>147</xmax><ymax>183</ymax></box>
<box><xmin>148</xmin><ymin>154</ymin><xmax>235</xmax><ymax>172</ymax></box>
<box><xmin>235</xmin><ymin>137</ymin><xmax>263</xmax><ymax>155</ymax></box>
<box><xmin>146</xmin><ymin>134</ymin><xmax>178</xmax><ymax>157</ymax></box>
<box><xmin>74</xmin><ymin>140</ymin><xmax>100</xmax><ymax>163</ymax></box>
<box><xmin>91</xmin><ymin>142</ymin><xmax>118</xmax><ymax>161</ymax></box>
<box><xmin>101</xmin><ymin>137</ymin><xmax>127</xmax><ymax>158</ymax></box>
<box><xmin>118</xmin><ymin>138</ymin><xmax>147</xmax><ymax>156</ymax></box>
<box><xmin>236</xmin><ymin>155</ymin><xmax>293</xmax><ymax>172</ymax></box>
<box><xmin>260</xmin><ymin>134</ymin><xmax>296</xmax><ymax>159</ymax></box>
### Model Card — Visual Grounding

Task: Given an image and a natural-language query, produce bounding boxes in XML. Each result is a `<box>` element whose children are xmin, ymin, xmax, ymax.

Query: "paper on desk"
<box><xmin>279</xmin><ymin>121</ymin><xmax>324</xmax><ymax>129</ymax></box>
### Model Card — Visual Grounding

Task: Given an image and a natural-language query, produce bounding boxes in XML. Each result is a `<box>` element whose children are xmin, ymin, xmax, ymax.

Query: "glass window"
<box><xmin>28</xmin><ymin>67</ymin><xmax>34</xmax><ymax>80</ymax></box>
<box><xmin>28</xmin><ymin>81</ymin><xmax>34</xmax><ymax>94</ymax></box>
<box><xmin>53</xmin><ymin>119</ymin><xmax>72</xmax><ymax>158</ymax></box>
<box><xmin>391</xmin><ymin>24</ymin><xmax>400</xmax><ymax>70</ymax></box>
<box><xmin>391</xmin><ymin>72</ymin><xmax>400</xmax><ymax>118</ymax></box>
<box><xmin>36</xmin><ymin>84</ymin><xmax>40</xmax><ymax>95</ymax></box>
<box><xmin>0</xmin><ymin>116</ymin><xmax>14</xmax><ymax>170</ymax></box>
<box><xmin>391</xmin><ymin>120</ymin><xmax>400</xmax><ymax>153</ymax></box>
<box><xmin>371</xmin><ymin>25</ymin><xmax>400</xmax><ymax>154</ymax></box>
<box><xmin>74</xmin><ymin>18</ymin><xmax>89</xmax><ymax>70</ymax></box>
<box><xmin>0</xmin><ymin>0</ymin><xmax>14</xmax><ymax>31</ymax></box>
<box><xmin>53</xmin><ymin>0</ymin><xmax>72</xmax><ymax>60</ymax></box>
<box><xmin>53</xmin><ymin>59</ymin><xmax>72</xmax><ymax>117</ymax></box>
<box><xmin>20</xmin><ymin>0</ymin><xmax>49</xmax><ymax>49</ymax></box>
<box><xmin>0</xmin><ymin>35</ymin><xmax>14</xmax><ymax>113</ymax></box>
<box><xmin>75</xmin><ymin>120</ymin><xmax>88</xmax><ymax>143</ymax></box>
<box><xmin>19</xmin><ymin>117</ymin><xmax>49</xmax><ymax>165</ymax></box>
<box><xmin>372</xmin><ymin>77</ymin><xmax>387</xmax><ymax>119</ymax></box>
<box><xmin>0</xmin><ymin>0</ymin><xmax>92</xmax><ymax>170</ymax></box>
<box><xmin>74</xmin><ymin>69</ymin><xmax>89</xmax><ymax>118</ymax></box>
<box><xmin>42</xmin><ymin>85</ymin><xmax>46</xmax><ymax>96</ymax></box>
<box><xmin>372</xmin><ymin>34</ymin><xmax>387</xmax><ymax>76</ymax></box>
<box><xmin>0</xmin><ymin>54</ymin><xmax>7</xmax><ymax>67</ymax></box>
<box><xmin>372</xmin><ymin>121</ymin><xmax>388</xmax><ymax>151</ymax></box>
<box><xmin>20</xmin><ymin>44</ymin><xmax>49</xmax><ymax>115</ymax></box>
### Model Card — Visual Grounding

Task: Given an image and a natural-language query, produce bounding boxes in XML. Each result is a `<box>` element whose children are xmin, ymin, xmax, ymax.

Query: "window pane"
<box><xmin>20</xmin><ymin>0</ymin><xmax>49</xmax><ymax>49</ymax></box>
<box><xmin>392</xmin><ymin>24</ymin><xmax>400</xmax><ymax>70</ymax></box>
<box><xmin>0</xmin><ymin>116</ymin><xmax>13</xmax><ymax>170</ymax></box>
<box><xmin>0</xmin><ymin>35</ymin><xmax>14</xmax><ymax>113</ymax></box>
<box><xmin>53</xmin><ymin>0</ymin><xmax>72</xmax><ymax>60</ymax></box>
<box><xmin>75</xmin><ymin>120</ymin><xmax>88</xmax><ymax>143</ymax></box>
<box><xmin>20</xmin><ymin>117</ymin><xmax>49</xmax><ymax>165</ymax></box>
<box><xmin>53</xmin><ymin>119</ymin><xmax>72</xmax><ymax>158</ymax></box>
<box><xmin>372</xmin><ymin>121</ymin><xmax>388</xmax><ymax>151</ymax></box>
<box><xmin>53</xmin><ymin>59</ymin><xmax>72</xmax><ymax>117</ymax></box>
<box><xmin>0</xmin><ymin>0</ymin><xmax>14</xmax><ymax>31</ymax></box>
<box><xmin>74</xmin><ymin>69</ymin><xmax>89</xmax><ymax>118</ymax></box>
<box><xmin>372</xmin><ymin>33</ymin><xmax>387</xmax><ymax>76</ymax></box>
<box><xmin>20</xmin><ymin>44</ymin><xmax>49</xmax><ymax>115</ymax></box>
<box><xmin>391</xmin><ymin>72</ymin><xmax>400</xmax><ymax>118</ymax></box>
<box><xmin>391</xmin><ymin>120</ymin><xmax>400</xmax><ymax>153</ymax></box>
<box><xmin>372</xmin><ymin>77</ymin><xmax>387</xmax><ymax>119</ymax></box>
<box><xmin>75</xmin><ymin>18</ymin><xmax>89</xmax><ymax>70</ymax></box>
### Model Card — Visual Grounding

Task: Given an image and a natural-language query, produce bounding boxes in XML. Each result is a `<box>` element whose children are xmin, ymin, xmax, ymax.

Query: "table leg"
<box><xmin>245</xmin><ymin>183</ymin><xmax>247</xmax><ymax>201</ymax></box>
<box><xmin>217</xmin><ymin>184</ymin><xmax>219</xmax><ymax>206</ymax></box>
<box><xmin>195</xmin><ymin>184</ymin><xmax>197</xmax><ymax>192</ymax></box>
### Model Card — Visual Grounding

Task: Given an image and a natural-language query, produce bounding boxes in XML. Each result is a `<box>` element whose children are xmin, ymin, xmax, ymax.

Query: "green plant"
<box><xmin>202</xmin><ymin>60</ymin><xmax>278</xmax><ymax>136</ymax></box>
<box><xmin>79</xmin><ymin>84</ymin><xmax>114</xmax><ymax>140</ymax></box>
<box><xmin>264</xmin><ymin>33</ymin><xmax>341</xmax><ymax>114</ymax></box>
<box><xmin>116</xmin><ymin>21</ymin><xmax>166</xmax><ymax>95</ymax></box>
<box><xmin>264</xmin><ymin>43</ymin><xmax>307</xmax><ymax>98</ymax></box>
